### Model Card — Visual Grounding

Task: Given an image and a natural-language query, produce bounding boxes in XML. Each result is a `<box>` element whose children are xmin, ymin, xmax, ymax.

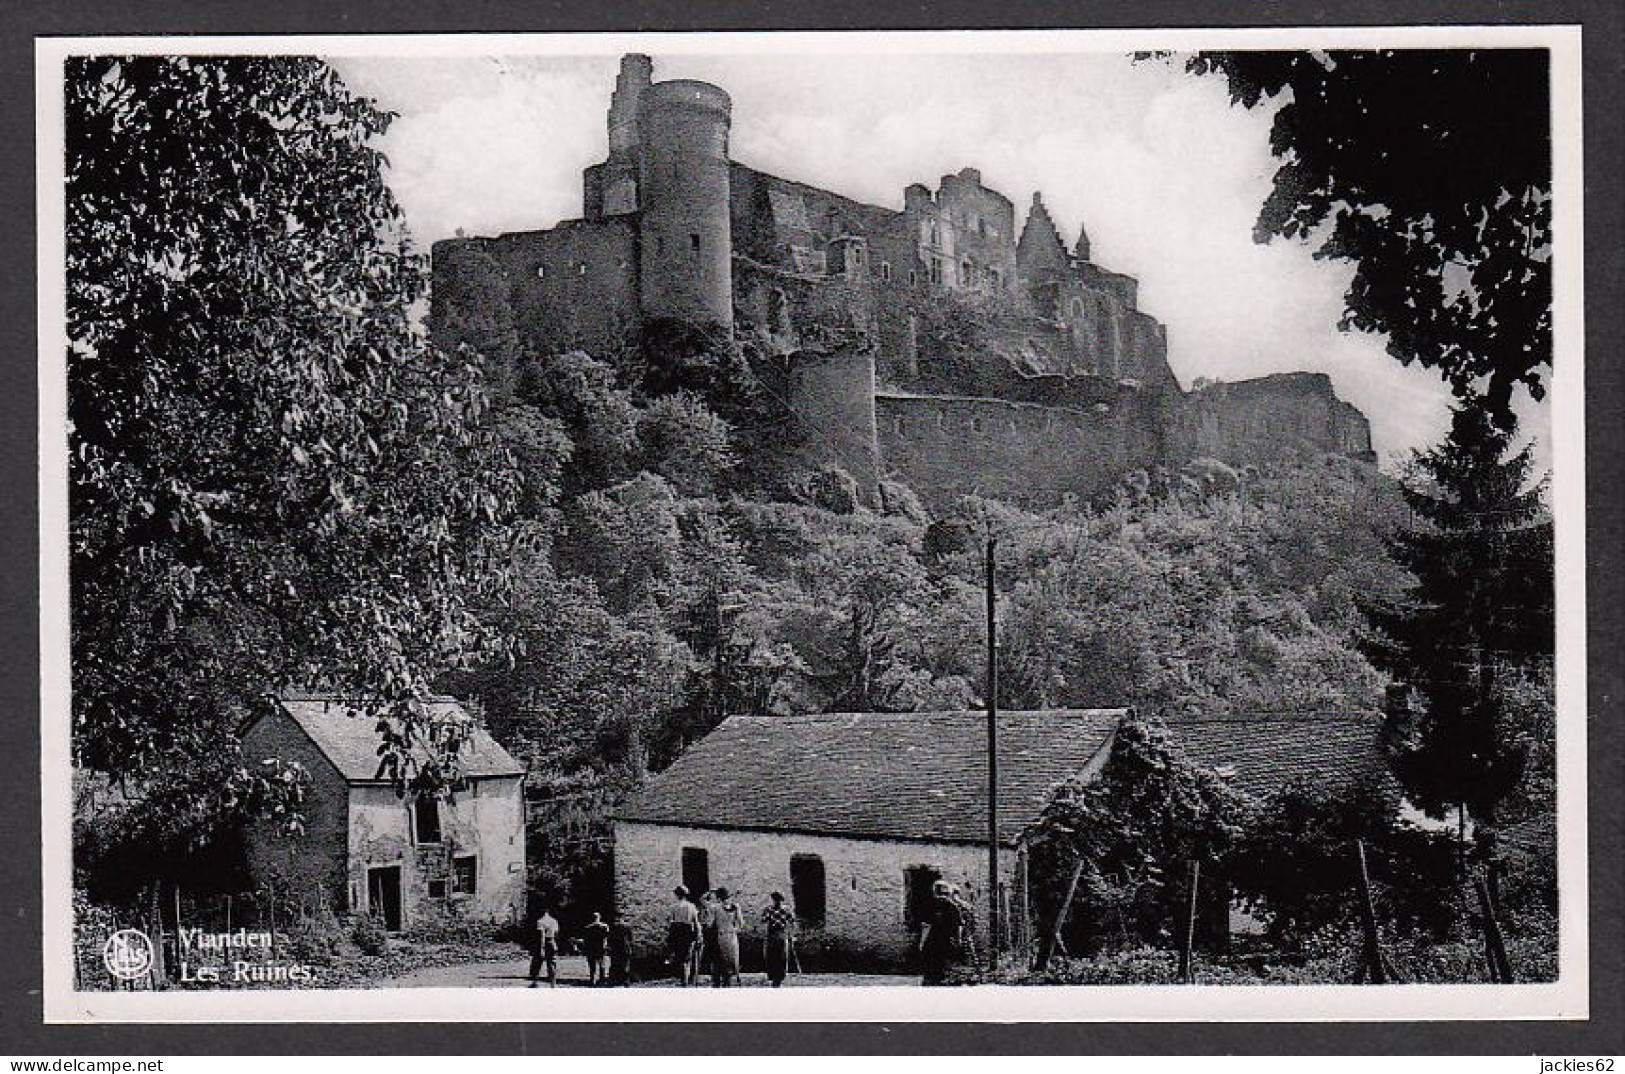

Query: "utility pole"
<box><xmin>986</xmin><ymin>536</ymin><xmax>999</xmax><ymax>973</ymax></box>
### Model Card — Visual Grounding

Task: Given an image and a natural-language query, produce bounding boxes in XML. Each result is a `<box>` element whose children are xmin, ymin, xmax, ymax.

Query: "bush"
<box><xmin>349</xmin><ymin>912</ymin><xmax>387</xmax><ymax>956</ymax></box>
<box><xmin>1227</xmin><ymin>776</ymin><xmax>1461</xmax><ymax>947</ymax></box>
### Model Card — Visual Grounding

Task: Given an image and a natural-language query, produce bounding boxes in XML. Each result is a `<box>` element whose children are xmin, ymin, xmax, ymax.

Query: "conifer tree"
<box><xmin>1361</xmin><ymin>407</ymin><xmax>1553</xmax><ymax>830</ymax></box>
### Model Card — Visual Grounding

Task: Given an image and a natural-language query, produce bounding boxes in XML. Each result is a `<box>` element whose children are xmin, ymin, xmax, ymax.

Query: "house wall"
<box><xmin>612</xmin><ymin>821</ymin><xmax>1020</xmax><ymax>970</ymax></box>
<box><xmin>347</xmin><ymin>776</ymin><xmax>525</xmax><ymax>928</ymax></box>
<box><xmin>240</xmin><ymin>713</ymin><xmax>350</xmax><ymax>909</ymax></box>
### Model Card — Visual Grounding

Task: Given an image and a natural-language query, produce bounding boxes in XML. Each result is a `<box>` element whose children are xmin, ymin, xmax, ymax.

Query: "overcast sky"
<box><xmin>330</xmin><ymin>50</ymin><xmax>1550</xmax><ymax>469</ymax></box>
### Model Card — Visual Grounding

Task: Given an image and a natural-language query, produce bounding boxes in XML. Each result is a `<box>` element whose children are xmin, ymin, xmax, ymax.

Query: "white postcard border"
<box><xmin>36</xmin><ymin>24</ymin><xmax>1589</xmax><ymax>1023</ymax></box>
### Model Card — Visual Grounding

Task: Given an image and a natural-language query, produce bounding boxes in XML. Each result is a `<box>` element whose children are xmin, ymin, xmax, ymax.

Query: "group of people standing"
<box><xmin>523</xmin><ymin>906</ymin><xmax>636</xmax><ymax>988</ymax></box>
<box><xmin>664</xmin><ymin>886</ymin><xmax>799</xmax><ymax>987</ymax></box>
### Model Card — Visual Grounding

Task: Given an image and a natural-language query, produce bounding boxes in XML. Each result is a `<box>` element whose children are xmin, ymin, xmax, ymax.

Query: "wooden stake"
<box><xmin>1474</xmin><ymin>874</ymin><xmax>1515</xmax><ymax>983</ymax></box>
<box><xmin>1355</xmin><ymin>840</ymin><xmax>1388</xmax><ymax>985</ymax></box>
<box><xmin>1179</xmin><ymin>859</ymin><xmax>1200</xmax><ymax>984</ymax></box>
<box><xmin>1037</xmin><ymin>854</ymin><xmax>1086</xmax><ymax>971</ymax></box>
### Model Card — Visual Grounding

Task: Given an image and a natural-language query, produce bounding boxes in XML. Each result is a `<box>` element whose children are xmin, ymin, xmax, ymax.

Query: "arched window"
<box><xmin>879</xmin><ymin>261</ymin><xmax>892</xmax><ymax>282</ymax></box>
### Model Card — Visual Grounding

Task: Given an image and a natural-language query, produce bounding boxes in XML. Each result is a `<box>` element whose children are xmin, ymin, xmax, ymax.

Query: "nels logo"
<box><xmin>102</xmin><ymin>928</ymin><xmax>154</xmax><ymax>982</ymax></box>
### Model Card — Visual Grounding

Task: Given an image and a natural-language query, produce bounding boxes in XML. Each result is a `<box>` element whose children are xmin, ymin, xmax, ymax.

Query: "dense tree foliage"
<box><xmin>1180</xmin><ymin>50</ymin><xmax>1551</xmax><ymax>425</ymax></box>
<box><xmin>66</xmin><ymin>56</ymin><xmax>520</xmax><ymax>854</ymax></box>
<box><xmin>1029</xmin><ymin>716</ymin><xmax>1246</xmax><ymax>956</ymax></box>
<box><xmin>1227</xmin><ymin>777</ymin><xmax>1460</xmax><ymax>945</ymax></box>
<box><xmin>1360</xmin><ymin>406</ymin><xmax>1553</xmax><ymax>827</ymax></box>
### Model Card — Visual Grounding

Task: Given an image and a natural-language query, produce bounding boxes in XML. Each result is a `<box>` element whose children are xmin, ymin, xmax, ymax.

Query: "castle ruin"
<box><xmin>431</xmin><ymin>54</ymin><xmax>1375</xmax><ymax>510</ymax></box>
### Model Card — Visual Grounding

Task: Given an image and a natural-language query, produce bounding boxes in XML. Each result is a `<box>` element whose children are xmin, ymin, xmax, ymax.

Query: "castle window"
<box><xmin>990</xmin><ymin>268</ymin><xmax>1002</xmax><ymax>289</ymax></box>
<box><xmin>535</xmin><ymin>264</ymin><xmax>546</xmax><ymax>279</ymax></box>
<box><xmin>928</xmin><ymin>222</ymin><xmax>940</xmax><ymax>246</ymax></box>
<box><xmin>576</xmin><ymin>262</ymin><xmax>588</xmax><ymax>276</ymax></box>
<box><xmin>977</xmin><ymin>218</ymin><xmax>987</xmax><ymax>238</ymax></box>
<box><xmin>908</xmin><ymin>269</ymin><xmax>918</xmax><ymax>286</ymax></box>
<box><xmin>690</xmin><ymin>232</ymin><xmax>701</xmax><ymax>252</ymax></box>
<box><xmin>928</xmin><ymin>260</ymin><xmax>942</xmax><ymax>286</ymax></box>
<box><xmin>970</xmin><ymin>416</ymin><xmax>984</xmax><ymax>432</ymax></box>
<box><xmin>656</xmin><ymin>236</ymin><xmax>665</xmax><ymax>255</ymax></box>
<box><xmin>961</xmin><ymin>260</ymin><xmax>973</xmax><ymax>286</ymax></box>
<box><xmin>879</xmin><ymin>261</ymin><xmax>892</xmax><ymax>282</ymax></box>
<box><xmin>894</xmin><ymin>415</ymin><xmax>905</xmax><ymax>434</ymax></box>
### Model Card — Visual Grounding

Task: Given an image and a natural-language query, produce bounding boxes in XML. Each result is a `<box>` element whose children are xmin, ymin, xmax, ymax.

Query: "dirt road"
<box><xmin>380</xmin><ymin>956</ymin><xmax>915</xmax><ymax>988</ymax></box>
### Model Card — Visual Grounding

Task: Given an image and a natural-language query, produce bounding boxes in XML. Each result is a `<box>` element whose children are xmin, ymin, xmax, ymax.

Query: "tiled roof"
<box><xmin>615</xmin><ymin>710</ymin><xmax>1125</xmax><ymax>845</ymax></box>
<box><xmin>1166</xmin><ymin>714</ymin><xmax>1393</xmax><ymax>801</ymax></box>
<box><xmin>277</xmin><ymin>695</ymin><xmax>525</xmax><ymax>782</ymax></box>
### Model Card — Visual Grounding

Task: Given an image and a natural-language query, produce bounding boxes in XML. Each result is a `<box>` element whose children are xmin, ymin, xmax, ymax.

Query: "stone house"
<box><xmin>611</xmin><ymin>709</ymin><xmax>1126</xmax><ymax>969</ymax></box>
<box><xmin>240</xmin><ymin>695</ymin><xmax>526</xmax><ymax>931</ymax></box>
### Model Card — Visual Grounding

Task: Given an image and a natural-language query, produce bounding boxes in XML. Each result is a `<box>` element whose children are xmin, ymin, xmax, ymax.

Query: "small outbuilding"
<box><xmin>612</xmin><ymin>709</ymin><xmax>1126</xmax><ymax>969</ymax></box>
<box><xmin>240</xmin><ymin>694</ymin><xmax>526</xmax><ymax>931</ymax></box>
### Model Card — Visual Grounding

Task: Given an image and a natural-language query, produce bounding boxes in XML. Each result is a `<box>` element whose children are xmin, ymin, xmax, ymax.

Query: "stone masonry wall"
<box><xmin>348</xmin><ymin>777</ymin><xmax>525</xmax><ymax>928</ymax></box>
<box><xmin>240</xmin><ymin>712</ymin><xmax>350</xmax><ymax>912</ymax></box>
<box><xmin>876</xmin><ymin>391</ymin><xmax>1167</xmax><ymax>511</ymax></box>
<box><xmin>612</xmin><ymin>820</ymin><xmax>1018</xmax><ymax>971</ymax></box>
<box><xmin>1174</xmin><ymin>372</ymin><xmax>1376</xmax><ymax>466</ymax></box>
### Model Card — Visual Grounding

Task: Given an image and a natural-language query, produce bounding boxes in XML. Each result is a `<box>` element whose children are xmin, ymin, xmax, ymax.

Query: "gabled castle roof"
<box><xmin>1016</xmin><ymin>192</ymin><xmax>1072</xmax><ymax>273</ymax></box>
<box><xmin>615</xmin><ymin>709</ymin><xmax>1126</xmax><ymax>846</ymax></box>
<box><xmin>273</xmin><ymin>694</ymin><xmax>525</xmax><ymax>783</ymax></box>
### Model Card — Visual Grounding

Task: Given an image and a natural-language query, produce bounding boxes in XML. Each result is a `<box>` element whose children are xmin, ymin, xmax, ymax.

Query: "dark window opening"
<box><xmin>904</xmin><ymin>865</ymin><xmax>943</xmax><ymax>930</ymax></box>
<box><xmin>790</xmin><ymin>853</ymin><xmax>827</xmax><ymax>927</ymax></box>
<box><xmin>413</xmin><ymin>794</ymin><xmax>442</xmax><ymax>845</ymax></box>
<box><xmin>656</xmin><ymin>235</ymin><xmax>665</xmax><ymax>255</ymax></box>
<box><xmin>454</xmin><ymin>855</ymin><xmax>478</xmax><ymax>895</ymax></box>
<box><xmin>928</xmin><ymin>260</ymin><xmax>942</xmax><ymax>286</ymax></box>
<box><xmin>690</xmin><ymin>232</ymin><xmax>701</xmax><ymax>252</ymax></box>
<box><xmin>427</xmin><ymin>878</ymin><xmax>449</xmax><ymax>899</ymax></box>
<box><xmin>879</xmin><ymin>261</ymin><xmax>891</xmax><ymax>282</ymax></box>
<box><xmin>681</xmin><ymin>846</ymin><xmax>710</xmax><ymax>901</ymax></box>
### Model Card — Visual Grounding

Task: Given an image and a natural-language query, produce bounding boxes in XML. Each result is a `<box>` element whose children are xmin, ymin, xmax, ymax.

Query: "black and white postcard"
<box><xmin>36</xmin><ymin>27</ymin><xmax>1587</xmax><ymax>1022</ymax></box>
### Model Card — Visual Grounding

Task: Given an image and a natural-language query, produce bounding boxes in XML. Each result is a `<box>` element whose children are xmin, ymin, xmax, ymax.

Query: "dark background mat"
<box><xmin>4</xmin><ymin>0</ymin><xmax>1619</xmax><ymax>1054</ymax></box>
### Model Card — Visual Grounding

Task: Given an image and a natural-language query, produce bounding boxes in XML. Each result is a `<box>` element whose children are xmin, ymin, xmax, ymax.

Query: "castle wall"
<box><xmin>875</xmin><ymin>392</ymin><xmax>1166</xmax><ymax>510</ymax></box>
<box><xmin>497</xmin><ymin>221</ymin><xmax>640</xmax><ymax>357</ymax></box>
<box><xmin>783</xmin><ymin>344</ymin><xmax>883</xmax><ymax>509</ymax></box>
<box><xmin>1173</xmin><ymin>373</ymin><xmax>1376</xmax><ymax>465</ymax></box>
<box><xmin>933</xmin><ymin>168</ymin><xmax>1018</xmax><ymax>293</ymax></box>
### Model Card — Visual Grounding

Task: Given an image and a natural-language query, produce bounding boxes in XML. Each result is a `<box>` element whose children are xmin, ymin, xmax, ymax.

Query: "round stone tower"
<box><xmin>636</xmin><ymin>78</ymin><xmax>734</xmax><ymax>330</ymax></box>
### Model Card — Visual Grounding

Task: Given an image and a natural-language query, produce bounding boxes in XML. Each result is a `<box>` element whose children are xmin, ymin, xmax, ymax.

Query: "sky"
<box><xmin>330</xmin><ymin>50</ymin><xmax>1550</xmax><ymax>470</ymax></box>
